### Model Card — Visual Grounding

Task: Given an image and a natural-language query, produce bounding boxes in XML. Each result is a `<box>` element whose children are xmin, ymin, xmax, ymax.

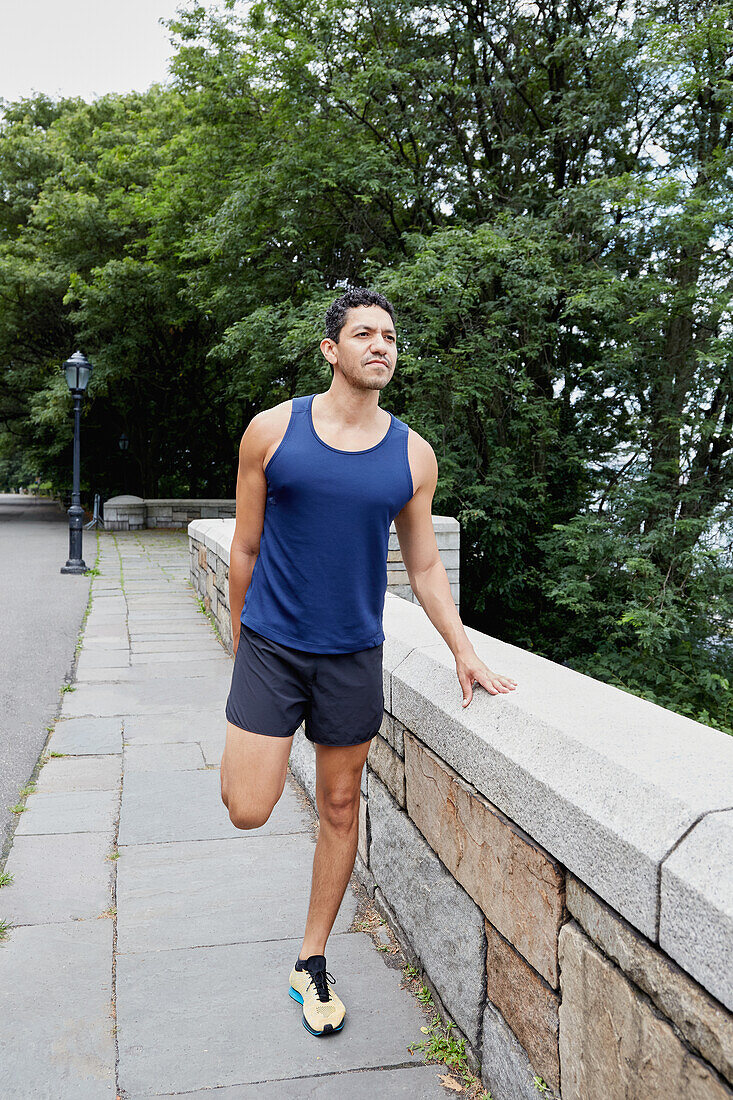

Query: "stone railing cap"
<box><xmin>382</xmin><ymin>592</ymin><xmax>733</xmax><ymax>1007</ymax></box>
<box><xmin>660</xmin><ymin>809</ymin><xmax>733</xmax><ymax>1011</ymax></box>
<box><xmin>146</xmin><ymin>499</ymin><xmax>236</xmax><ymax>506</ymax></box>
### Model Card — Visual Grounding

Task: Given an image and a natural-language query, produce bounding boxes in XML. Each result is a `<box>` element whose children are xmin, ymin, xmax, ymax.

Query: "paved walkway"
<box><xmin>0</xmin><ymin>529</ymin><xmax>449</xmax><ymax>1098</ymax></box>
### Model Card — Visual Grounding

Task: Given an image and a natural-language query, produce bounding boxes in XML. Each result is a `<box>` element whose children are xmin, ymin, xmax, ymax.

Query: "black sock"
<box><xmin>296</xmin><ymin>953</ymin><xmax>324</xmax><ymax>970</ymax></box>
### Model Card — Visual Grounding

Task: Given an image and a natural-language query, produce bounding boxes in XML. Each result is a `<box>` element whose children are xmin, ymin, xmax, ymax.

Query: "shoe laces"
<box><xmin>307</xmin><ymin>967</ymin><xmax>336</xmax><ymax>1003</ymax></box>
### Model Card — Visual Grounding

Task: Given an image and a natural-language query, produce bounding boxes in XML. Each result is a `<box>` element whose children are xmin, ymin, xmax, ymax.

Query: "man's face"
<box><xmin>321</xmin><ymin>305</ymin><xmax>397</xmax><ymax>390</ymax></box>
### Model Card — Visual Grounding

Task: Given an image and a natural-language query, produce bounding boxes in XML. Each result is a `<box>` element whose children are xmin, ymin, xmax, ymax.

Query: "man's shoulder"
<box><xmin>237</xmin><ymin>401</ymin><xmax>295</xmax><ymax>473</ymax></box>
<box><xmin>255</xmin><ymin>397</ymin><xmax>295</xmax><ymax>425</ymax></box>
<box><xmin>243</xmin><ymin>399</ymin><xmax>294</xmax><ymax>444</ymax></box>
<box><xmin>404</xmin><ymin>425</ymin><xmax>438</xmax><ymax>493</ymax></box>
<box><xmin>405</xmin><ymin>424</ymin><xmax>436</xmax><ymax>458</ymax></box>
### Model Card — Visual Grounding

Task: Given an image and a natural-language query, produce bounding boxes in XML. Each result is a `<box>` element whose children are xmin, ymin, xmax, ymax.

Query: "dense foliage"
<box><xmin>1</xmin><ymin>0</ymin><xmax>731</xmax><ymax>731</ymax></box>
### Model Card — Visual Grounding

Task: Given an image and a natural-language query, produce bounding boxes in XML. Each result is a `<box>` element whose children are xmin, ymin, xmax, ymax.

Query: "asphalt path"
<box><xmin>0</xmin><ymin>495</ymin><xmax>93</xmax><ymax>859</ymax></box>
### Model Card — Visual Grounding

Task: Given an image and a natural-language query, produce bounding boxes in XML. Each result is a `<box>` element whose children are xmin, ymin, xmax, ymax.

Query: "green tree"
<box><xmin>0</xmin><ymin>0</ymin><xmax>730</xmax><ymax>731</ymax></box>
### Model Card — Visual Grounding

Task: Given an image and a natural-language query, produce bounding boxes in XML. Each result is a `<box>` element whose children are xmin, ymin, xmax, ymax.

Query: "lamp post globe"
<box><xmin>60</xmin><ymin>350</ymin><xmax>93</xmax><ymax>575</ymax></box>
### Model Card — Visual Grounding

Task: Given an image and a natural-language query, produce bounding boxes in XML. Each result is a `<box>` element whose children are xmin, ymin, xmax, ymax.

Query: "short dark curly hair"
<box><xmin>324</xmin><ymin>287</ymin><xmax>396</xmax><ymax>343</ymax></box>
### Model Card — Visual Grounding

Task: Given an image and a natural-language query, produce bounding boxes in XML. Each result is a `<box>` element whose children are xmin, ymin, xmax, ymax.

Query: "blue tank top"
<box><xmin>240</xmin><ymin>393</ymin><xmax>414</xmax><ymax>653</ymax></box>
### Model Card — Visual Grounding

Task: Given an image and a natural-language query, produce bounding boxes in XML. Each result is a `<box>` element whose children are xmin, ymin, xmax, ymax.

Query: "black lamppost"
<box><xmin>60</xmin><ymin>350</ymin><xmax>93</xmax><ymax>575</ymax></box>
<box><xmin>119</xmin><ymin>432</ymin><xmax>129</xmax><ymax>494</ymax></box>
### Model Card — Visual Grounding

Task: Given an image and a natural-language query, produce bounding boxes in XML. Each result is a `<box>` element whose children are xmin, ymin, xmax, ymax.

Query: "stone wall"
<box><xmin>103</xmin><ymin>496</ymin><xmax>236</xmax><ymax>530</ymax></box>
<box><xmin>189</xmin><ymin>518</ymin><xmax>733</xmax><ymax>1099</ymax></box>
<box><xmin>188</xmin><ymin>514</ymin><xmax>460</xmax><ymax>652</ymax></box>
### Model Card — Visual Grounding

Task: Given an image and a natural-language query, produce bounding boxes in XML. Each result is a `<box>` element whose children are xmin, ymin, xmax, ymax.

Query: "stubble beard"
<box><xmin>342</xmin><ymin>359</ymin><xmax>393</xmax><ymax>392</ymax></box>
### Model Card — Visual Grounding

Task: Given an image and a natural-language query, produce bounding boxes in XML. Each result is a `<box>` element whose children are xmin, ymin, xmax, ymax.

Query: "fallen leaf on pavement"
<box><xmin>437</xmin><ymin>1075</ymin><xmax>463</xmax><ymax>1092</ymax></box>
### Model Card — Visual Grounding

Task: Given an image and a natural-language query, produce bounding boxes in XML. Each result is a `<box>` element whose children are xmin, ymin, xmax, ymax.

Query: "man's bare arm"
<box><xmin>393</xmin><ymin>436</ymin><xmax>473</xmax><ymax>657</ymax></box>
<box><xmin>394</xmin><ymin>432</ymin><xmax>517</xmax><ymax>706</ymax></box>
<box><xmin>228</xmin><ymin>415</ymin><xmax>271</xmax><ymax>654</ymax></box>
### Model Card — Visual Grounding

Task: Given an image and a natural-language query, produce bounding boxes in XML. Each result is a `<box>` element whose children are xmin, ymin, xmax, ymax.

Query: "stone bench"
<box><xmin>188</xmin><ymin>517</ymin><xmax>733</xmax><ymax>1099</ymax></box>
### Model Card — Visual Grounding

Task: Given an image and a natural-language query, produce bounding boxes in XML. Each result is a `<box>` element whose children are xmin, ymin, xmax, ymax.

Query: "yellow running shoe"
<box><xmin>288</xmin><ymin>954</ymin><xmax>346</xmax><ymax>1036</ymax></box>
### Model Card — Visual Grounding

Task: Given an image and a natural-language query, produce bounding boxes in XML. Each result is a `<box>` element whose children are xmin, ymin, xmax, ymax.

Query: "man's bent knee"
<box><xmin>220</xmin><ymin>722</ymin><xmax>293</xmax><ymax>828</ymax></box>
<box><xmin>228</xmin><ymin>799</ymin><xmax>276</xmax><ymax>831</ymax></box>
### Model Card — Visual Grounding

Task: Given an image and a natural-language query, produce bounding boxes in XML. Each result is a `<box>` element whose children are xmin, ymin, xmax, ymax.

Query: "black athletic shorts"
<box><xmin>225</xmin><ymin>623</ymin><xmax>384</xmax><ymax>748</ymax></box>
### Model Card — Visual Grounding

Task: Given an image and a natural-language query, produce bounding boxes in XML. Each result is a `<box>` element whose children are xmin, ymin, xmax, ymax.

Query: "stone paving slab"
<box><xmin>123</xmin><ymin>711</ymin><xmax>226</xmax><ymax>746</ymax></box>
<box><xmin>127</xmin><ymin>610</ymin><xmax>202</xmax><ymax>621</ymax></box>
<box><xmin>130</xmin><ymin>648</ymin><xmax>230</xmax><ymax>665</ymax></box>
<box><xmin>34</xmin><ymin>753</ymin><xmax>122</xmax><ymax>792</ymax></box>
<box><xmin>123</xmin><ymin>742</ymin><xmax>206</xmax><ymax>773</ymax></box>
<box><xmin>126</xmin><ymin>601</ymin><xmax>200</xmax><ymax>610</ymax></box>
<box><xmin>116</xmin><ymin>834</ymin><xmax>357</xmax><ymax>954</ymax></box>
<box><xmin>118</xmin><ymin>769</ymin><xmax>310</xmax><ymax>845</ymax></box>
<box><xmin>0</xmin><ymin>921</ymin><xmax>116</xmax><ymax>1099</ymax></box>
<box><xmin>200</xmin><ymin>734</ymin><xmax>227</xmax><ymax>765</ymax></box>
<box><xmin>83</xmin><ymin>626</ymin><xmax>129</xmax><ymax>642</ymax></box>
<box><xmin>116</xmin><ymin>932</ymin><xmax>429</xmax><ymax>1096</ymax></box>
<box><xmin>76</xmin><ymin>649</ymin><xmax>131</xmax><ymax>671</ymax></box>
<box><xmin>0</xmin><ymin>832</ymin><xmax>114</xmax><ymax>924</ymax></box>
<box><xmin>14</xmin><ymin>788</ymin><xmax>119</xmax><ymax>836</ymax></box>
<box><xmin>77</xmin><ymin>659</ymin><xmax>231</xmax><ymax>684</ymax></box>
<box><xmin>128</xmin><ymin>629</ymin><xmax>215</xmax><ymax>638</ymax></box>
<box><xmin>60</xmin><ymin>676</ymin><xmax>229</xmax><ymax>718</ymax></box>
<box><xmin>130</xmin><ymin>638</ymin><xmax>222</xmax><ymax>654</ymax></box>
<box><xmin>50</xmin><ymin>716</ymin><xmax>123</xmax><ymax>754</ymax></box>
<box><xmin>126</xmin><ymin>1064</ymin><xmax>450</xmax><ymax>1099</ymax></box>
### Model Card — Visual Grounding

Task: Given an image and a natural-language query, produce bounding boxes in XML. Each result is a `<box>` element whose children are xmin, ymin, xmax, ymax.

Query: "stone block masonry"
<box><xmin>104</xmin><ymin>496</ymin><xmax>236</xmax><ymax>530</ymax></box>
<box><xmin>188</xmin><ymin>515</ymin><xmax>460</xmax><ymax>647</ymax></box>
<box><xmin>191</xmin><ymin>518</ymin><xmax>733</xmax><ymax>1098</ymax></box>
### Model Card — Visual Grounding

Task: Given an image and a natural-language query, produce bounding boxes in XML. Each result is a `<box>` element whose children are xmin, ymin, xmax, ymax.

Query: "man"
<box><xmin>220</xmin><ymin>287</ymin><xmax>517</xmax><ymax>1038</ymax></box>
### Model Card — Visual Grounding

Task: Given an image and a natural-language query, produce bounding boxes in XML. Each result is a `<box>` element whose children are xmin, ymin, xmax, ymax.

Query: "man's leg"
<box><xmin>221</xmin><ymin>721</ymin><xmax>294</xmax><ymax>830</ymax></box>
<box><xmin>298</xmin><ymin>738</ymin><xmax>372</xmax><ymax>959</ymax></box>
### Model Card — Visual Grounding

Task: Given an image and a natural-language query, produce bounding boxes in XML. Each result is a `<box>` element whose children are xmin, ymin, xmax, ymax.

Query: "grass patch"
<box><xmin>60</xmin><ymin>683</ymin><xmax>76</xmax><ymax>694</ymax></box>
<box><xmin>410</xmin><ymin>1012</ymin><xmax>467</xmax><ymax>1071</ymax></box>
<box><xmin>0</xmin><ymin>918</ymin><xmax>12</xmax><ymax>942</ymax></box>
<box><xmin>49</xmin><ymin>751</ymin><xmax>68</xmax><ymax>758</ymax></box>
<box><xmin>403</xmin><ymin>967</ymin><xmax>560</xmax><ymax>1098</ymax></box>
<box><xmin>530</xmin><ymin>1077</ymin><xmax>560</xmax><ymax>1096</ymax></box>
<box><xmin>191</xmin><ymin>584</ymin><xmax>227</xmax><ymax>648</ymax></box>
<box><xmin>9</xmin><ymin>779</ymin><xmax>37</xmax><ymax>816</ymax></box>
<box><xmin>404</xmin><ymin>971</ymin><xmax>491</xmax><ymax>1099</ymax></box>
<box><xmin>0</xmin><ymin>871</ymin><xmax>14</xmax><ymax>888</ymax></box>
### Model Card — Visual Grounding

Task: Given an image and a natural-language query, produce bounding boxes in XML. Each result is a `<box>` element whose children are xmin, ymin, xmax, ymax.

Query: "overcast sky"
<box><xmin>1</xmin><ymin>0</ymin><xmax>187</xmax><ymax>105</ymax></box>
